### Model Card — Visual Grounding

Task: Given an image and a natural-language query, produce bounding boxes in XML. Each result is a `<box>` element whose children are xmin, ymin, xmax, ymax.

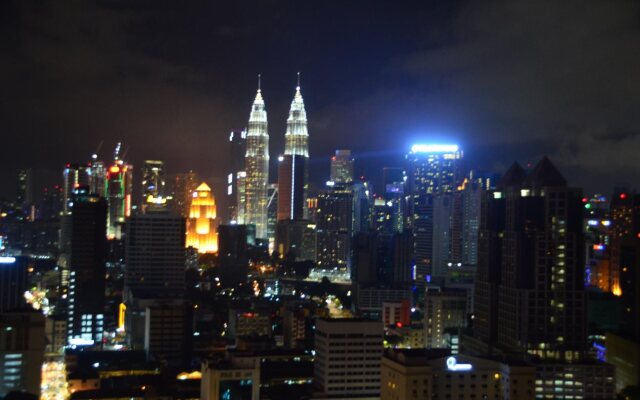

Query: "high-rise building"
<box><xmin>63</xmin><ymin>163</ymin><xmax>90</xmax><ymax>214</ymax></box>
<box><xmin>351</xmin><ymin>180</ymin><xmax>373</xmax><ymax>233</ymax></box>
<box><xmin>228</xmin><ymin>130</ymin><xmax>247</xmax><ymax>224</ymax></box>
<box><xmin>406</xmin><ymin>144</ymin><xmax>463</xmax><ymax>286</ymax></box>
<box><xmin>471</xmin><ymin>157</ymin><xmax>587</xmax><ymax>360</ymax></box>
<box><xmin>284</xmin><ymin>76</ymin><xmax>310</xmax><ymax>218</ymax></box>
<box><xmin>88</xmin><ymin>152</ymin><xmax>107</xmax><ymax>197</ymax></box>
<box><xmin>314</xmin><ymin>318</ymin><xmax>383</xmax><ymax>398</ymax></box>
<box><xmin>266</xmin><ymin>183</ymin><xmax>278</xmax><ymax>246</ymax></box>
<box><xmin>330</xmin><ymin>149</ymin><xmax>354</xmax><ymax>184</ymax></box>
<box><xmin>244</xmin><ymin>79</ymin><xmax>270</xmax><ymax>239</ymax></box>
<box><xmin>610</xmin><ymin>190</ymin><xmax>640</xmax><ymax>296</ymax></box>
<box><xmin>170</xmin><ymin>171</ymin><xmax>199</xmax><ymax>218</ymax></box>
<box><xmin>186</xmin><ymin>183</ymin><xmax>218</xmax><ymax>254</ymax></box>
<box><xmin>0</xmin><ymin>311</ymin><xmax>45</xmax><ymax>398</ymax></box>
<box><xmin>67</xmin><ymin>189</ymin><xmax>107</xmax><ymax>344</ymax></box>
<box><xmin>140</xmin><ymin>160</ymin><xmax>165</xmax><ymax>211</ymax></box>
<box><xmin>315</xmin><ymin>185</ymin><xmax>353</xmax><ymax>270</ymax></box>
<box><xmin>277</xmin><ymin>154</ymin><xmax>306</xmax><ymax>222</ymax></box>
<box><xmin>105</xmin><ymin>143</ymin><xmax>133</xmax><ymax>239</ymax></box>
<box><xmin>125</xmin><ymin>209</ymin><xmax>186</xmax><ymax>295</ymax></box>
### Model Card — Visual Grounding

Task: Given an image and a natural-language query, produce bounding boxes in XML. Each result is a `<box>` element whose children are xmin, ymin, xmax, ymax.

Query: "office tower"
<box><xmin>284</xmin><ymin>76</ymin><xmax>310</xmax><ymax>218</ymax></box>
<box><xmin>0</xmin><ymin>311</ymin><xmax>45</xmax><ymax>398</ymax></box>
<box><xmin>382</xmin><ymin>167</ymin><xmax>406</xmax><ymax>234</ymax></box>
<box><xmin>315</xmin><ymin>185</ymin><xmax>353</xmax><ymax>270</ymax></box>
<box><xmin>171</xmin><ymin>171</ymin><xmax>199</xmax><ymax>218</ymax></box>
<box><xmin>432</xmin><ymin>194</ymin><xmax>454</xmax><ymax>279</ymax></box>
<box><xmin>186</xmin><ymin>183</ymin><xmax>218</xmax><ymax>254</ymax></box>
<box><xmin>105</xmin><ymin>143</ymin><xmax>133</xmax><ymax>239</ymax></box>
<box><xmin>277</xmin><ymin>154</ymin><xmax>306</xmax><ymax>221</ymax></box>
<box><xmin>244</xmin><ymin>80</ymin><xmax>270</xmax><ymax>239</ymax></box>
<box><xmin>125</xmin><ymin>209</ymin><xmax>186</xmax><ymax>295</ymax></box>
<box><xmin>0</xmin><ymin>256</ymin><xmax>29</xmax><ymax>312</ymax></box>
<box><xmin>330</xmin><ymin>149</ymin><xmax>354</xmax><ymax>184</ymax></box>
<box><xmin>610</xmin><ymin>190</ymin><xmax>640</xmax><ymax>296</ymax></box>
<box><xmin>471</xmin><ymin>157</ymin><xmax>587</xmax><ymax>360</ymax></box>
<box><xmin>63</xmin><ymin>163</ymin><xmax>90</xmax><ymax>214</ymax></box>
<box><xmin>88</xmin><ymin>153</ymin><xmax>107</xmax><ymax>197</ymax></box>
<box><xmin>406</xmin><ymin>144</ymin><xmax>463</xmax><ymax>286</ymax></box>
<box><xmin>382</xmin><ymin>300</ymin><xmax>411</xmax><ymax>327</ymax></box>
<box><xmin>424</xmin><ymin>288</ymin><xmax>467</xmax><ymax>348</ymax></box>
<box><xmin>228</xmin><ymin>130</ymin><xmax>247</xmax><ymax>223</ymax></box>
<box><xmin>351</xmin><ymin>180</ymin><xmax>373</xmax><ymax>233</ymax></box>
<box><xmin>38</xmin><ymin>184</ymin><xmax>63</xmax><ymax>220</ymax></box>
<box><xmin>16</xmin><ymin>168</ymin><xmax>59</xmax><ymax>218</ymax></box>
<box><xmin>140</xmin><ymin>160</ymin><xmax>165</xmax><ymax>211</ymax></box>
<box><xmin>314</xmin><ymin>318</ymin><xmax>383</xmax><ymax>398</ymax></box>
<box><xmin>460</xmin><ymin>173</ymin><xmax>484</xmax><ymax>266</ymax></box>
<box><xmin>67</xmin><ymin>190</ymin><xmax>107</xmax><ymax>344</ymax></box>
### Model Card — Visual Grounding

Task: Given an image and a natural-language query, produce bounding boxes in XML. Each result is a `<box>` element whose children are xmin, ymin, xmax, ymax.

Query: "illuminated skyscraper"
<box><xmin>244</xmin><ymin>78</ymin><xmax>269</xmax><ymax>239</ymax></box>
<box><xmin>406</xmin><ymin>144</ymin><xmax>463</xmax><ymax>286</ymax></box>
<box><xmin>141</xmin><ymin>160</ymin><xmax>165</xmax><ymax>211</ymax></box>
<box><xmin>186</xmin><ymin>182</ymin><xmax>218</xmax><ymax>254</ymax></box>
<box><xmin>105</xmin><ymin>144</ymin><xmax>133</xmax><ymax>239</ymax></box>
<box><xmin>63</xmin><ymin>163</ymin><xmax>90</xmax><ymax>214</ymax></box>
<box><xmin>228</xmin><ymin>130</ymin><xmax>247</xmax><ymax>223</ymax></box>
<box><xmin>284</xmin><ymin>74</ymin><xmax>309</xmax><ymax>158</ymax></box>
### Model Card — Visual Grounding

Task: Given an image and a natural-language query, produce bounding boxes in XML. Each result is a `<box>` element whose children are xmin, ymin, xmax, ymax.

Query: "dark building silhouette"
<box><xmin>67</xmin><ymin>189</ymin><xmax>107</xmax><ymax>344</ymax></box>
<box><xmin>471</xmin><ymin>157</ymin><xmax>587</xmax><ymax>359</ymax></box>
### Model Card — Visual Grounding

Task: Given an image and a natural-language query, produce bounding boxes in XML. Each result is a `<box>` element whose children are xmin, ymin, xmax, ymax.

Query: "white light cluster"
<box><xmin>411</xmin><ymin>144</ymin><xmax>459</xmax><ymax>153</ymax></box>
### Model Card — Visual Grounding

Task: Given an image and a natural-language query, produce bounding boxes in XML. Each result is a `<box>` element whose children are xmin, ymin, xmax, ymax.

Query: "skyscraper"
<box><xmin>186</xmin><ymin>182</ymin><xmax>218</xmax><ymax>254</ymax></box>
<box><xmin>105</xmin><ymin>143</ymin><xmax>133</xmax><ymax>239</ymax></box>
<box><xmin>330</xmin><ymin>149</ymin><xmax>354</xmax><ymax>184</ymax></box>
<box><xmin>228</xmin><ymin>130</ymin><xmax>247</xmax><ymax>223</ymax></box>
<box><xmin>67</xmin><ymin>189</ymin><xmax>107</xmax><ymax>344</ymax></box>
<box><xmin>244</xmin><ymin>79</ymin><xmax>270</xmax><ymax>239</ymax></box>
<box><xmin>140</xmin><ymin>160</ymin><xmax>165</xmax><ymax>211</ymax></box>
<box><xmin>406</xmin><ymin>144</ymin><xmax>463</xmax><ymax>286</ymax></box>
<box><xmin>284</xmin><ymin>75</ymin><xmax>309</xmax><ymax>218</ymax></box>
<box><xmin>125</xmin><ymin>209</ymin><xmax>186</xmax><ymax>294</ymax></box>
<box><xmin>63</xmin><ymin>163</ymin><xmax>90</xmax><ymax>214</ymax></box>
<box><xmin>315</xmin><ymin>185</ymin><xmax>353</xmax><ymax>270</ymax></box>
<box><xmin>471</xmin><ymin>158</ymin><xmax>587</xmax><ymax>360</ymax></box>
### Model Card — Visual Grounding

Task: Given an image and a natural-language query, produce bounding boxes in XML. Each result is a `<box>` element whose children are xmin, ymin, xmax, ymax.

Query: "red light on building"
<box><xmin>620</xmin><ymin>193</ymin><xmax>627</xmax><ymax>200</ymax></box>
<box><xmin>396</xmin><ymin>322</ymin><xmax>403</xmax><ymax>328</ymax></box>
<box><xmin>581</xmin><ymin>197</ymin><xmax>588</xmax><ymax>203</ymax></box>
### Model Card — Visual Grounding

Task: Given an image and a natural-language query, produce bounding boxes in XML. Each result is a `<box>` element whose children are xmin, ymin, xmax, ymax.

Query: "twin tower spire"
<box><xmin>244</xmin><ymin>74</ymin><xmax>309</xmax><ymax>239</ymax></box>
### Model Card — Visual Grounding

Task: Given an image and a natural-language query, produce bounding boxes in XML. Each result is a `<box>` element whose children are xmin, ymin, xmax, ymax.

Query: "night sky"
<box><xmin>2</xmin><ymin>0</ymin><xmax>640</xmax><ymax>211</ymax></box>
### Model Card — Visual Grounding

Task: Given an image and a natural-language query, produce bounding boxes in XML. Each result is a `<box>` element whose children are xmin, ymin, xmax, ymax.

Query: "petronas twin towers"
<box><xmin>244</xmin><ymin>75</ymin><xmax>309</xmax><ymax>239</ymax></box>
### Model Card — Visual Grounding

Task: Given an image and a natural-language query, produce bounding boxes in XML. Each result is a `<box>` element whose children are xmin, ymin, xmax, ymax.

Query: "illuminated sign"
<box><xmin>69</xmin><ymin>338</ymin><xmax>95</xmax><ymax>346</ymax></box>
<box><xmin>411</xmin><ymin>144</ymin><xmax>459</xmax><ymax>153</ymax></box>
<box><xmin>0</xmin><ymin>256</ymin><xmax>16</xmax><ymax>264</ymax></box>
<box><xmin>446</xmin><ymin>356</ymin><xmax>472</xmax><ymax>371</ymax></box>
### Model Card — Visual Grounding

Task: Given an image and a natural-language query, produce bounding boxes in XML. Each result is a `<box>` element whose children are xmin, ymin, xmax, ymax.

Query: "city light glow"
<box><xmin>411</xmin><ymin>144</ymin><xmax>459</xmax><ymax>153</ymax></box>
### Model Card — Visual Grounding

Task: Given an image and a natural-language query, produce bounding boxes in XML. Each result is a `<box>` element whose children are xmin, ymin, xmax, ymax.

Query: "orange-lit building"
<box><xmin>186</xmin><ymin>183</ymin><xmax>218</xmax><ymax>253</ymax></box>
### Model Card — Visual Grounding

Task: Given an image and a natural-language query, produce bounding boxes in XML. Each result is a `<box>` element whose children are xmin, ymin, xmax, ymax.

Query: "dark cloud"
<box><xmin>1</xmin><ymin>0</ymin><xmax>639</xmax><ymax>211</ymax></box>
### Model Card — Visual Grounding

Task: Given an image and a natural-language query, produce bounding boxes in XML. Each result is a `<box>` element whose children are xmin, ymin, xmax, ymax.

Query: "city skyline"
<box><xmin>2</xmin><ymin>1</ymin><xmax>640</xmax><ymax>202</ymax></box>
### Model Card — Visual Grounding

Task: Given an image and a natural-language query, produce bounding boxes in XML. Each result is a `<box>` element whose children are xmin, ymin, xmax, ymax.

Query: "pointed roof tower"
<box><xmin>498</xmin><ymin>162</ymin><xmax>527</xmax><ymax>188</ymax></box>
<box><xmin>284</xmin><ymin>72</ymin><xmax>309</xmax><ymax>157</ymax></box>
<box><xmin>248</xmin><ymin>74</ymin><xmax>268</xmax><ymax>136</ymax></box>
<box><xmin>524</xmin><ymin>156</ymin><xmax>567</xmax><ymax>188</ymax></box>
